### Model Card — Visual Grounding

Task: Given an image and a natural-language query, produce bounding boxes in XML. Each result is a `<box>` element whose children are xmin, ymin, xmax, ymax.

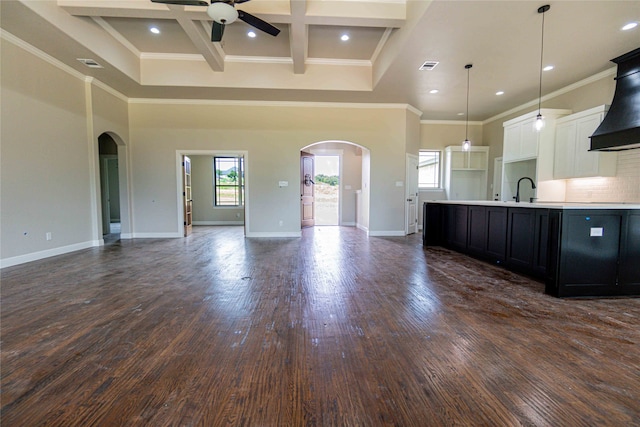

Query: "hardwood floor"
<box><xmin>1</xmin><ymin>226</ymin><xmax>639</xmax><ymax>426</ymax></box>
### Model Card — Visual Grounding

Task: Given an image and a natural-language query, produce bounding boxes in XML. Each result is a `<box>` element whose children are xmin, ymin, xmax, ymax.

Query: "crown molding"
<box><xmin>483</xmin><ymin>67</ymin><xmax>617</xmax><ymax>125</ymax></box>
<box><xmin>421</xmin><ymin>120</ymin><xmax>483</xmax><ymax>126</ymax></box>
<box><xmin>129</xmin><ymin>98</ymin><xmax>421</xmax><ymax>114</ymax></box>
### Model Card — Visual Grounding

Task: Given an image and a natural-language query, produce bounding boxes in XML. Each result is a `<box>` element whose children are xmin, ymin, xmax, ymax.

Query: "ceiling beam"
<box><xmin>289</xmin><ymin>0</ymin><xmax>307</xmax><ymax>74</ymax></box>
<box><xmin>169</xmin><ymin>5</ymin><xmax>224</xmax><ymax>72</ymax></box>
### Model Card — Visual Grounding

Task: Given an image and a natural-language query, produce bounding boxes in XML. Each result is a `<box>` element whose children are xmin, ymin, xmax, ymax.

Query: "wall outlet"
<box><xmin>236</xmin><ymin>213</ymin><xmax>241</xmax><ymax>218</ymax></box>
<box><xmin>46</xmin><ymin>232</ymin><xmax>52</xmax><ymax>241</ymax></box>
<box><xmin>278</xmin><ymin>220</ymin><xmax>283</xmax><ymax>227</ymax></box>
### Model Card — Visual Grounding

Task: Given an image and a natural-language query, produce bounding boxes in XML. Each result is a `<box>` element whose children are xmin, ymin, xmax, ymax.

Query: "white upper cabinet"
<box><xmin>553</xmin><ymin>106</ymin><xmax>617</xmax><ymax>179</ymax></box>
<box><xmin>502</xmin><ymin>109</ymin><xmax>571</xmax><ymax>163</ymax></box>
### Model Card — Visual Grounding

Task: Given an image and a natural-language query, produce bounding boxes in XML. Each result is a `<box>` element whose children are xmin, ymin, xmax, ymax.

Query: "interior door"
<box><xmin>406</xmin><ymin>154</ymin><xmax>419</xmax><ymax>235</ymax></box>
<box><xmin>183</xmin><ymin>155</ymin><xmax>193</xmax><ymax>236</ymax></box>
<box><xmin>301</xmin><ymin>151</ymin><xmax>315</xmax><ymax>228</ymax></box>
<box><xmin>99</xmin><ymin>157</ymin><xmax>111</xmax><ymax>235</ymax></box>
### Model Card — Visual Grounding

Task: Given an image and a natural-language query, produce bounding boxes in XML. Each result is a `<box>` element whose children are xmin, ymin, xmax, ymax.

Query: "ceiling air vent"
<box><xmin>419</xmin><ymin>61</ymin><xmax>439</xmax><ymax>71</ymax></box>
<box><xmin>77</xmin><ymin>58</ymin><xmax>103</xmax><ymax>69</ymax></box>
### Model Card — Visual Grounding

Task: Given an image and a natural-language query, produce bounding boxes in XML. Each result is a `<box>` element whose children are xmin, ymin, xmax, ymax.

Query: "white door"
<box><xmin>406</xmin><ymin>154</ymin><xmax>419</xmax><ymax>235</ymax></box>
<box><xmin>99</xmin><ymin>157</ymin><xmax>111</xmax><ymax>235</ymax></box>
<box><xmin>492</xmin><ymin>157</ymin><xmax>503</xmax><ymax>201</ymax></box>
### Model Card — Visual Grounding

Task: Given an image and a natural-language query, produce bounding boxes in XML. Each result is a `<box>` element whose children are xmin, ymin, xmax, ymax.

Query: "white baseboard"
<box><xmin>120</xmin><ymin>233</ymin><xmax>133</xmax><ymax>239</ymax></box>
<box><xmin>0</xmin><ymin>240</ymin><xmax>98</xmax><ymax>269</ymax></box>
<box><xmin>368</xmin><ymin>230</ymin><xmax>406</xmax><ymax>237</ymax></box>
<box><xmin>356</xmin><ymin>223</ymin><xmax>369</xmax><ymax>233</ymax></box>
<box><xmin>193</xmin><ymin>221</ymin><xmax>244</xmax><ymax>226</ymax></box>
<box><xmin>245</xmin><ymin>231</ymin><xmax>301</xmax><ymax>238</ymax></box>
<box><xmin>132</xmin><ymin>232</ymin><xmax>182</xmax><ymax>238</ymax></box>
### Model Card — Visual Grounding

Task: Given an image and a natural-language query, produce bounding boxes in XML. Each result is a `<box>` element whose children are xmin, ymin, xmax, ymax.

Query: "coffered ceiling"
<box><xmin>1</xmin><ymin>0</ymin><xmax>639</xmax><ymax>120</ymax></box>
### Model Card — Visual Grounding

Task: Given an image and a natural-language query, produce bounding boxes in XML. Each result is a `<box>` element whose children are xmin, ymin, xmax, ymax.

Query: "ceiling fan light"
<box><xmin>207</xmin><ymin>2</ymin><xmax>238</xmax><ymax>24</ymax></box>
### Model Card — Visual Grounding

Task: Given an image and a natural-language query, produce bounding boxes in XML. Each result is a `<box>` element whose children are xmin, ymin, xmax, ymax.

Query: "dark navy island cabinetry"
<box><xmin>423</xmin><ymin>201</ymin><xmax>640</xmax><ymax>298</ymax></box>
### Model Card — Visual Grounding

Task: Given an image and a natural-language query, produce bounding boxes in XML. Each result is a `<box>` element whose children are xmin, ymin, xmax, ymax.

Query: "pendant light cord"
<box><xmin>465</xmin><ymin>64</ymin><xmax>472</xmax><ymax>141</ymax></box>
<box><xmin>537</xmin><ymin>5</ymin><xmax>549</xmax><ymax>114</ymax></box>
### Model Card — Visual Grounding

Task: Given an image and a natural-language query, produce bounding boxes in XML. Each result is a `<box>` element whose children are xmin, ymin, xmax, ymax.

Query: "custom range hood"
<box><xmin>590</xmin><ymin>47</ymin><xmax>640</xmax><ymax>151</ymax></box>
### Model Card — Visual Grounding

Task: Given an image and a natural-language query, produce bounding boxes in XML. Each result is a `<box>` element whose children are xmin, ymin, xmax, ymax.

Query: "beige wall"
<box><xmin>1</xmin><ymin>38</ymin><xmax>94</xmax><ymax>264</ymax></box>
<box><xmin>128</xmin><ymin>102</ymin><xmax>414</xmax><ymax>237</ymax></box>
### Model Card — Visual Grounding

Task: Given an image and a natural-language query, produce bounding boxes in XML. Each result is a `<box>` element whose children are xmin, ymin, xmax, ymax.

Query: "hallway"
<box><xmin>1</xmin><ymin>226</ymin><xmax>639</xmax><ymax>425</ymax></box>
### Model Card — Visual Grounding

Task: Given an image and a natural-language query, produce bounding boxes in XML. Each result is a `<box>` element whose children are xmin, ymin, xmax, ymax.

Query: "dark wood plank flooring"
<box><xmin>1</xmin><ymin>226</ymin><xmax>639</xmax><ymax>426</ymax></box>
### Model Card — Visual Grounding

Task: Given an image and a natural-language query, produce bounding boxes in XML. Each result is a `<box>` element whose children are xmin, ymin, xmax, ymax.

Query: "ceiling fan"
<box><xmin>151</xmin><ymin>0</ymin><xmax>280</xmax><ymax>42</ymax></box>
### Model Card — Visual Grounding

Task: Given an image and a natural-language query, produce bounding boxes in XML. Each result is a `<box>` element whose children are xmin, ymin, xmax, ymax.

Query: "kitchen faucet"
<box><xmin>514</xmin><ymin>177</ymin><xmax>536</xmax><ymax>203</ymax></box>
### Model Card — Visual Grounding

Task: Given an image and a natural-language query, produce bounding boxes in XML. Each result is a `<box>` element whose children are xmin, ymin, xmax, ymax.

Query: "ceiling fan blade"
<box><xmin>234</xmin><ymin>0</ymin><xmax>251</xmax><ymax>3</ymax></box>
<box><xmin>151</xmin><ymin>0</ymin><xmax>209</xmax><ymax>6</ymax></box>
<box><xmin>211</xmin><ymin>21</ymin><xmax>225</xmax><ymax>42</ymax></box>
<box><xmin>237</xmin><ymin>10</ymin><xmax>280</xmax><ymax>36</ymax></box>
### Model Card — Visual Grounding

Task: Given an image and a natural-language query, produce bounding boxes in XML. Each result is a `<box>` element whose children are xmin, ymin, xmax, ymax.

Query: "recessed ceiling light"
<box><xmin>247</xmin><ymin>31</ymin><xmax>256</xmax><ymax>38</ymax></box>
<box><xmin>457</xmin><ymin>112</ymin><xmax>464</xmax><ymax>116</ymax></box>
<box><xmin>496</xmin><ymin>91</ymin><xmax>504</xmax><ymax>96</ymax></box>
<box><xmin>150</xmin><ymin>27</ymin><xmax>160</xmax><ymax>34</ymax></box>
<box><xmin>340</xmin><ymin>34</ymin><xmax>349</xmax><ymax>41</ymax></box>
<box><xmin>621</xmin><ymin>22</ymin><xmax>638</xmax><ymax>31</ymax></box>
<box><xmin>543</xmin><ymin>65</ymin><xmax>554</xmax><ymax>71</ymax></box>
<box><xmin>429</xmin><ymin>89</ymin><xmax>439</xmax><ymax>94</ymax></box>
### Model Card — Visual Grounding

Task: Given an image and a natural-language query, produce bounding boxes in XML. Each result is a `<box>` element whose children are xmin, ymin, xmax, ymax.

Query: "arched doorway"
<box><xmin>96</xmin><ymin>132</ymin><xmax>131</xmax><ymax>244</ymax></box>
<box><xmin>300</xmin><ymin>141</ymin><xmax>371</xmax><ymax>232</ymax></box>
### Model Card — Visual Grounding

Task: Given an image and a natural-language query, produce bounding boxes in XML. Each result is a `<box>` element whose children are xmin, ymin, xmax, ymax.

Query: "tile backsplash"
<box><xmin>565</xmin><ymin>151</ymin><xmax>640</xmax><ymax>203</ymax></box>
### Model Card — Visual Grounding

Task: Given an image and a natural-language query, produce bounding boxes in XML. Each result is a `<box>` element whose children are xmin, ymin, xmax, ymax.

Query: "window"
<box><xmin>419</xmin><ymin>150</ymin><xmax>441</xmax><ymax>189</ymax></box>
<box><xmin>214</xmin><ymin>156</ymin><xmax>244</xmax><ymax>206</ymax></box>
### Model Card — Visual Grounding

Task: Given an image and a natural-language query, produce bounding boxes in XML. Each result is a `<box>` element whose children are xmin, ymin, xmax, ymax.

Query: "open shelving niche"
<box><xmin>444</xmin><ymin>145</ymin><xmax>489</xmax><ymax>200</ymax></box>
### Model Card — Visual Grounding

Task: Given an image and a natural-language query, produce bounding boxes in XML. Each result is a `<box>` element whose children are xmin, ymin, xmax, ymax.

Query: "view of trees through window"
<box><xmin>314</xmin><ymin>155</ymin><xmax>340</xmax><ymax>226</ymax></box>
<box><xmin>214</xmin><ymin>156</ymin><xmax>244</xmax><ymax>206</ymax></box>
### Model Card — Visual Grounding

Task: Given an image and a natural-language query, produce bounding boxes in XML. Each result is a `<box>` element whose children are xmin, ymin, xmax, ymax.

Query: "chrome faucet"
<box><xmin>515</xmin><ymin>177</ymin><xmax>536</xmax><ymax>203</ymax></box>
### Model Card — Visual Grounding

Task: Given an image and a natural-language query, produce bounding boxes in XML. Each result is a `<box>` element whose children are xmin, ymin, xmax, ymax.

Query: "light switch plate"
<box><xmin>278</xmin><ymin>181</ymin><xmax>288</xmax><ymax>187</ymax></box>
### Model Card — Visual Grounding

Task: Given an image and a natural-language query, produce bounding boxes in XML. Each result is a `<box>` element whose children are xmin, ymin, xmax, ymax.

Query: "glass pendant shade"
<box><xmin>207</xmin><ymin>3</ymin><xmax>238</xmax><ymax>24</ymax></box>
<box><xmin>534</xmin><ymin>113</ymin><xmax>545</xmax><ymax>131</ymax></box>
<box><xmin>462</xmin><ymin>139</ymin><xmax>470</xmax><ymax>151</ymax></box>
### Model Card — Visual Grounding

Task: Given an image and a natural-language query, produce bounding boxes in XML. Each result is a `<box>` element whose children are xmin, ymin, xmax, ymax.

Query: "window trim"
<box><xmin>213</xmin><ymin>156</ymin><xmax>245</xmax><ymax>207</ymax></box>
<box><xmin>418</xmin><ymin>149</ymin><xmax>443</xmax><ymax>190</ymax></box>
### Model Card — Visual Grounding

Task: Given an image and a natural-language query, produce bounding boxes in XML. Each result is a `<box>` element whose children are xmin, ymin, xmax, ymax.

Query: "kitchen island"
<box><xmin>423</xmin><ymin>200</ymin><xmax>640</xmax><ymax>297</ymax></box>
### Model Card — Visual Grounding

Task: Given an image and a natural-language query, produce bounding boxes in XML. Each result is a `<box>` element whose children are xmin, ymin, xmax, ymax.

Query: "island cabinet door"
<box><xmin>558</xmin><ymin>211</ymin><xmax>621</xmax><ymax>296</ymax></box>
<box><xmin>467</xmin><ymin>206</ymin><xmax>487</xmax><ymax>256</ymax></box>
<box><xmin>532</xmin><ymin>210</ymin><xmax>550</xmax><ymax>277</ymax></box>
<box><xmin>444</xmin><ymin>205</ymin><xmax>468</xmax><ymax>252</ymax></box>
<box><xmin>423</xmin><ymin>203</ymin><xmax>443</xmax><ymax>246</ymax></box>
<box><xmin>485</xmin><ymin>207</ymin><xmax>508</xmax><ymax>263</ymax></box>
<box><xmin>506</xmin><ymin>208</ymin><xmax>537</xmax><ymax>273</ymax></box>
<box><xmin>619</xmin><ymin>211</ymin><xmax>640</xmax><ymax>290</ymax></box>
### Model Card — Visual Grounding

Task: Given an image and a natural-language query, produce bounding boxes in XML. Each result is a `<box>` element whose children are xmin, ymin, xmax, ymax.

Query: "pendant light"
<box><xmin>462</xmin><ymin>63</ymin><xmax>473</xmax><ymax>151</ymax></box>
<box><xmin>535</xmin><ymin>4</ymin><xmax>550</xmax><ymax>132</ymax></box>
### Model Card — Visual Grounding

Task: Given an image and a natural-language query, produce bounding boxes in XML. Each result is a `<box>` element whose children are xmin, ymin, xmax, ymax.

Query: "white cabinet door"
<box><xmin>554</xmin><ymin>121</ymin><xmax>577</xmax><ymax>179</ymax></box>
<box><xmin>520</xmin><ymin>119</ymin><xmax>539</xmax><ymax>159</ymax></box>
<box><xmin>503</xmin><ymin>124</ymin><xmax>520</xmax><ymax>162</ymax></box>
<box><xmin>574</xmin><ymin>114</ymin><xmax>604</xmax><ymax>177</ymax></box>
